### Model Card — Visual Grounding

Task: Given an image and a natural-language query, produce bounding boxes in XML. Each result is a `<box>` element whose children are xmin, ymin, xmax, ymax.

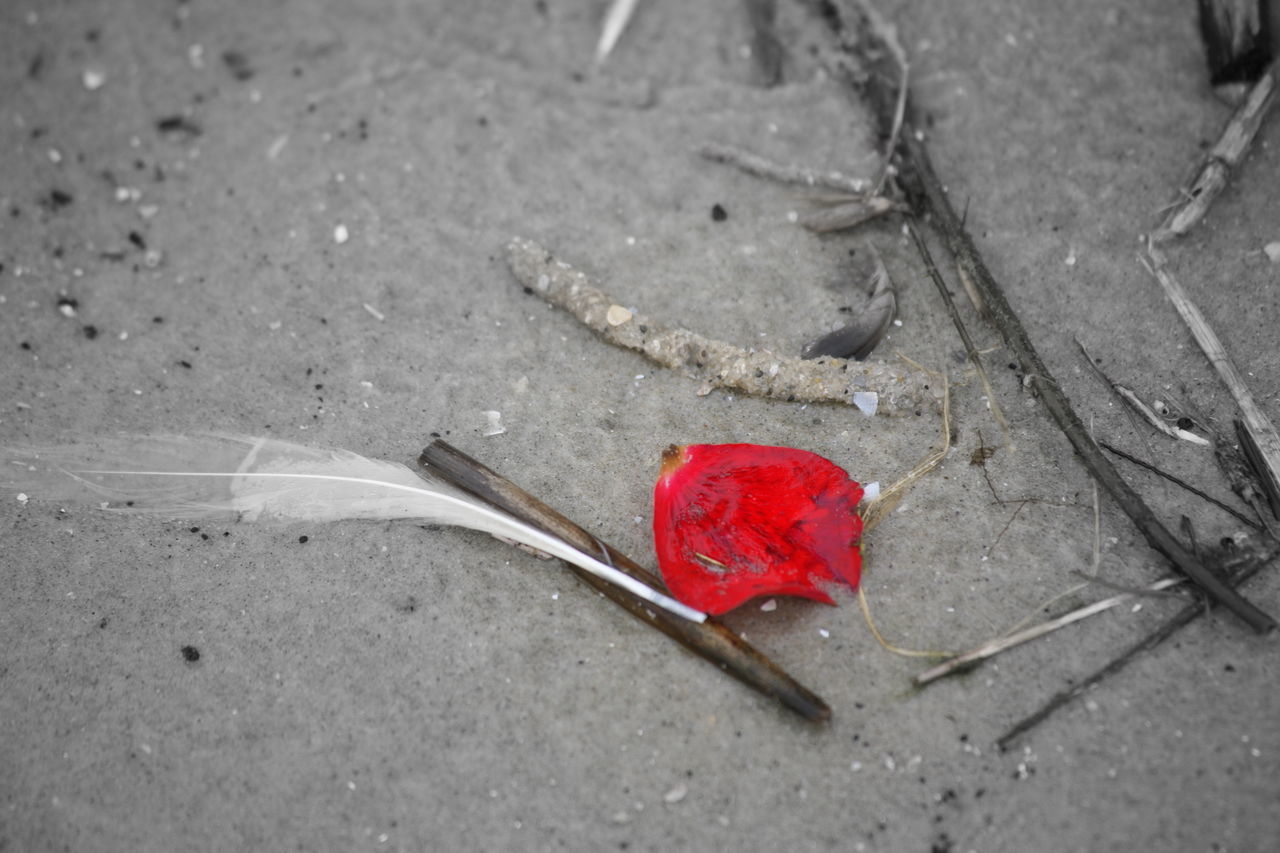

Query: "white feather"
<box><xmin>3</xmin><ymin>434</ymin><xmax>705</xmax><ymax>623</ymax></box>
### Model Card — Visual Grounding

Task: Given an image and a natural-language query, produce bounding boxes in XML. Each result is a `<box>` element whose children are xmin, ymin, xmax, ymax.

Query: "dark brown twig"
<box><xmin>1100</xmin><ymin>440</ymin><xmax>1261</xmax><ymax>530</ymax></box>
<box><xmin>418</xmin><ymin>440</ymin><xmax>832</xmax><ymax>722</ymax></box>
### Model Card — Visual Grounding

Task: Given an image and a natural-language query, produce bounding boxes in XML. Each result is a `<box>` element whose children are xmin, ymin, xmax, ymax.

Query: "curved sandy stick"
<box><xmin>506</xmin><ymin>237</ymin><xmax>940</xmax><ymax>417</ymax></box>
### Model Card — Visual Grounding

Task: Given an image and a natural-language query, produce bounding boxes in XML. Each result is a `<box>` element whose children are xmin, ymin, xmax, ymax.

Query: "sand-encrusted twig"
<box><xmin>506</xmin><ymin>237</ymin><xmax>938</xmax><ymax>416</ymax></box>
<box><xmin>1153</xmin><ymin>58</ymin><xmax>1277</xmax><ymax>241</ymax></box>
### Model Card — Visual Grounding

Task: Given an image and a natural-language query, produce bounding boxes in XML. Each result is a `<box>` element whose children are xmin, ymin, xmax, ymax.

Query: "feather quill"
<box><xmin>3</xmin><ymin>434</ymin><xmax>706</xmax><ymax>623</ymax></box>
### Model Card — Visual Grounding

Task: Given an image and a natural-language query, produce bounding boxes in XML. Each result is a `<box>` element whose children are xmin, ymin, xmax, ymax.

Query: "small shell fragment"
<box><xmin>852</xmin><ymin>391</ymin><xmax>879</xmax><ymax>417</ymax></box>
<box><xmin>605</xmin><ymin>304</ymin><xmax>633</xmax><ymax>326</ymax></box>
<box><xmin>663</xmin><ymin>784</ymin><xmax>688</xmax><ymax>804</ymax></box>
<box><xmin>482</xmin><ymin>410</ymin><xmax>506</xmax><ymax>436</ymax></box>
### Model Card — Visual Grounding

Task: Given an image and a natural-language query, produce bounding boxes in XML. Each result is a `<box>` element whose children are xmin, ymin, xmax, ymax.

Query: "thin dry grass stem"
<box><xmin>1101</xmin><ymin>440</ymin><xmax>1262</xmax><ymax>531</ymax></box>
<box><xmin>999</xmin><ymin>479</ymin><xmax>1102</xmax><ymax>638</ymax></box>
<box><xmin>907</xmin><ymin>218</ymin><xmax>1012</xmax><ymax>447</ymax></box>
<box><xmin>855</xmin><ymin>376</ymin><xmax>955</xmax><ymax>660</ymax></box>
<box><xmin>697</xmin><ymin>142</ymin><xmax>870</xmax><ymax>195</ymax></box>
<box><xmin>857</xmin><ymin>586</ymin><xmax>952</xmax><ymax>660</ymax></box>
<box><xmin>853</xmin><ymin>0</ymin><xmax>908</xmax><ymax>196</ymax></box>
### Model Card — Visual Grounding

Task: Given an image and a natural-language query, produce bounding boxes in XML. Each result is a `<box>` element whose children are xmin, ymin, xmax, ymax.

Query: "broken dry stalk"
<box><xmin>506</xmin><ymin>237</ymin><xmax>937</xmax><ymax>416</ymax></box>
<box><xmin>1143</xmin><ymin>242</ymin><xmax>1280</xmax><ymax>520</ymax></box>
<box><xmin>419</xmin><ymin>439</ymin><xmax>831</xmax><ymax>722</ymax></box>
<box><xmin>1153</xmin><ymin>58</ymin><xmax>1277</xmax><ymax>240</ymax></box>
<box><xmin>697</xmin><ymin>142</ymin><xmax>870</xmax><ymax>195</ymax></box>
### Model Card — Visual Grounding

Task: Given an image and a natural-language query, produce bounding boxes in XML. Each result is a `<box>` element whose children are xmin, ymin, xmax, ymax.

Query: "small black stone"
<box><xmin>298</xmin><ymin>535</ymin><xmax>309</xmax><ymax>544</ymax></box>
<box><xmin>711</xmin><ymin>203</ymin><xmax>728</xmax><ymax>222</ymax></box>
<box><xmin>181</xmin><ymin>645</ymin><xmax>200</xmax><ymax>662</ymax></box>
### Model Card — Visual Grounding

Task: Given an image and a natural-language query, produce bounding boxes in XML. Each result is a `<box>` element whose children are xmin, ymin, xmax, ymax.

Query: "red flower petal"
<box><xmin>653</xmin><ymin>443</ymin><xmax>864</xmax><ymax>615</ymax></box>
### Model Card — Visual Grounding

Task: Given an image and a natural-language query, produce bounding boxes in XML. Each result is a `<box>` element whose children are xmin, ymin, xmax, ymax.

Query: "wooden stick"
<box><xmin>418</xmin><ymin>440</ymin><xmax>832</xmax><ymax>722</ymax></box>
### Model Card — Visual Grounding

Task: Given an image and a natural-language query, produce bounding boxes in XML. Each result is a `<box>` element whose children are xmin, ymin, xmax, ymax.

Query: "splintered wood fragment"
<box><xmin>506</xmin><ymin>237</ymin><xmax>937</xmax><ymax>416</ymax></box>
<box><xmin>1154</xmin><ymin>58</ymin><xmax>1277</xmax><ymax>240</ymax></box>
<box><xmin>1143</xmin><ymin>242</ymin><xmax>1280</xmax><ymax>519</ymax></box>
<box><xmin>698</xmin><ymin>142</ymin><xmax>870</xmax><ymax>195</ymax></box>
<box><xmin>419</xmin><ymin>439</ymin><xmax>831</xmax><ymax>722</ymax></box>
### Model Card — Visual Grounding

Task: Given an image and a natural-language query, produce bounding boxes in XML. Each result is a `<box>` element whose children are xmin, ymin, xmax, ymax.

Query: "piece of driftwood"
<box><xmin>997</xmin><ymin>541</ymin><xmax>1278</xmax><ymax>751</ymax></box>
<box><xmin>418</xmin><ymin>439</ymin><xmax>831</xmax><ymax>722</ymax></box>
<box><xmin>1153</xmin><ymin>58</ymin><xmax>1277</xmax><ymax>240</ymax></box>
<box><xmin>506</xmin><ymin>237</ymin><xmax>937</xmax><ymax>416</ymax></box>
<box><xmin>823</xmin><ymin>1</ymin><xmax>1277</xmax><ymax>632</ymax></box>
